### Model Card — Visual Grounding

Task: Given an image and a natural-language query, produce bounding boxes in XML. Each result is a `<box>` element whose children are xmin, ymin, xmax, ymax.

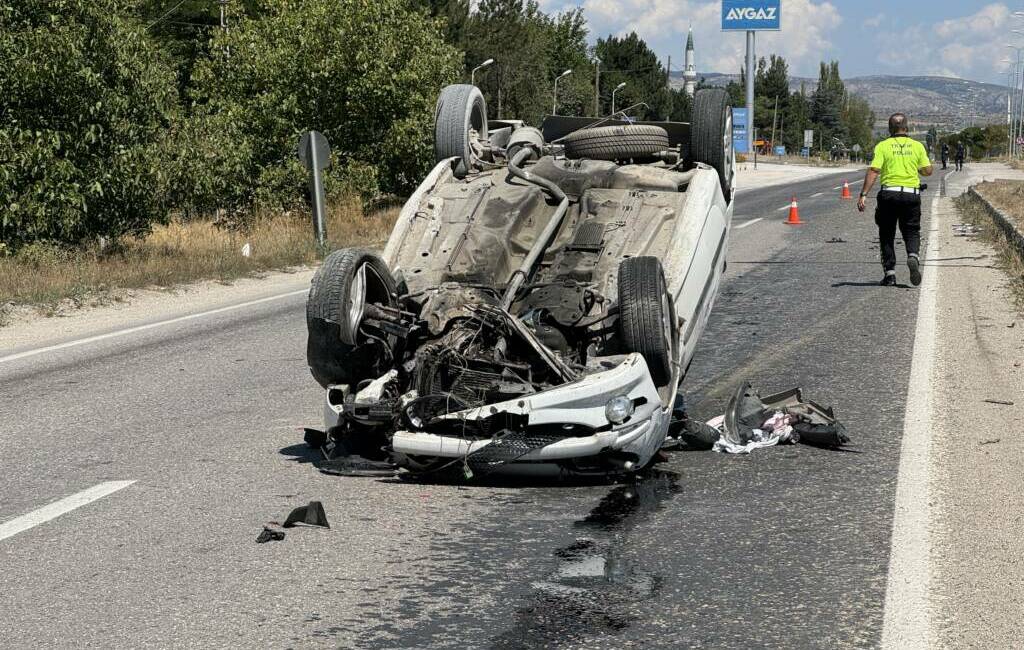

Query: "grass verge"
<box><xmin>0</xmin><ymin>198</ymin><xmax>398</xmax><ymax>320</ymax></box>
<box><xmin>956</xmin><ymin>182</ymin><xmax>1024</xmax><ymax>311</ymax></box>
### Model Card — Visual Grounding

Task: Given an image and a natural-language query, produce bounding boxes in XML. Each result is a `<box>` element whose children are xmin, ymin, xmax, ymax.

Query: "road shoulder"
<box><xmin>931</xmin><ymin>177</ymin><xmax>1024</xmax><ymax>647</ymax></box>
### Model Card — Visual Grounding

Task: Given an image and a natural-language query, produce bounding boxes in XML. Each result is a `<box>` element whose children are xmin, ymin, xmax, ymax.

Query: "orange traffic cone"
<box><xmin>841</xmin><ymin>180</ymin><xmax>852</xmax><ymax>199</ymax></box>
<box><xmin>785</xmin><ymin>197</ymin><xmax>803</xmax><ymax>225</ymax></box>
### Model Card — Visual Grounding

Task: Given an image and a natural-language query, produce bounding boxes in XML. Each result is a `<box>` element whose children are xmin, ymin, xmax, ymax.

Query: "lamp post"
<box><xmin>552</xmin><ymin>69</ymin><xmax>572</xmax><ymax>115</ymax></box>
<box><xmin>1007</xmin><ymin>45</ymin><xmax>1024</xmax><ymax>157</ymax></box>
<box><xmin>611</xmin><ymin>82</ymin><xmax>626</xmax><ymax>116</ymax></box>
<box><xmin>471</xmin><ymin>58</ymin><xmax>494</xmax><ymax>86</ymax></box>
<box><xmin>593</xmin><ymin>57</ymin><xmax>601</xmax><ymax>117</ymax></box>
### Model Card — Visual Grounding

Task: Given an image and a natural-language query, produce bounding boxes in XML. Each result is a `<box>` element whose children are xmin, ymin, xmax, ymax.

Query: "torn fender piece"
<box><xmin>283</xmin><ymin>501</ymin><xmax>331</xmax><ymax>529</ymax></box>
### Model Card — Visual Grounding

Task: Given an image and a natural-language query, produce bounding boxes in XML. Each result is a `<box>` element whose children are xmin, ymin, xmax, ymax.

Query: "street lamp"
<box><xmin>592</xmin><ymin>57</ymin><xmax>601</xmax><ymax>117</ymax></box>
<box><xmin>552</xmin><ymin>69</ymin><xmax>572</xmax><ymax>115</ymax></box>
<box><xmin>471</xmin><ymin>58</ymin><xmax>494</xmax><ymax>86</ymax></box>
<box><xmin>611</xmin><ymin>82</ymin><xmax>626</xmax><ymax>116</ymax></box>
<box><xmin>1008</xmin><ymin>44</ymin><xmax>1024</xmax><ymax>157</ymax></box>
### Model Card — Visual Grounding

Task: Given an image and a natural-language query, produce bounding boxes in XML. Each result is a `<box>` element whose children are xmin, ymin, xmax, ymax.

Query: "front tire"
<box><xmin>434</xmin><ymin>84</ymin><xmax>488</xmax><ymax>178</ymax></box>
<box><xmin>617</xmin><ymin>256</ymin><xmax>676</xmax><ymax>387</ymax></box>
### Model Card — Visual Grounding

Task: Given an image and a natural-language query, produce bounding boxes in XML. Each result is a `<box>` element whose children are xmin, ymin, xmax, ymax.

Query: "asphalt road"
<box><xmin>0</xmin><ymin>170</ymin><xmax>943</xmax><ymax>648</ymax></box>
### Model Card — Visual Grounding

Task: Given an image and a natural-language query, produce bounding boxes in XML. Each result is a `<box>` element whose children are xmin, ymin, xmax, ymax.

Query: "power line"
<box><xmin>147</xmin><ymin>0</ymin><xmax>190</xmax><ymax>29</ymax></box>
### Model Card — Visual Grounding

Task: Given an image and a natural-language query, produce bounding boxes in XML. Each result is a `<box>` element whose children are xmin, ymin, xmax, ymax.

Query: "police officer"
<box><xmin>941</xmin><ymin>142</ymin><xmax>949</xmax><ymax>170</ymax></box>
<box><xmin>955</xmin><ymin>140</ymin><xmax>966</xmax><ymax>171</ymax></box>
<box><xmin>857</xmin><ymin>113</ymin><xmax>933</xmax><ymax>286</ymax></box>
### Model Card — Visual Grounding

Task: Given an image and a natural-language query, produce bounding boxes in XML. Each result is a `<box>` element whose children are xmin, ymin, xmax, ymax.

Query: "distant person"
<box><xmin>857</xmin><ymin>113</ymin><xmax>933</xmax><ymax>287</ymax></box>
<box><xmin>941</xmin><ymin>142</ymin><xmax>949</xmax><ymax>170</ymax></box>
<box><xmin>955</xmin><ymin>141</ymin><xmax>965</xmax><ymax>171</ymax></box>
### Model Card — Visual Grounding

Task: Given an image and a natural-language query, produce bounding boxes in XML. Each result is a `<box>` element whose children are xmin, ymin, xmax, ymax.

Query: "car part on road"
<box><xmin>669</xmin><ymin>382</ymin><xmax>849</xmax><ymax>454</ymax></box>
<box><xmin>561</xmin><ymin>124</ymin><xmax>669</xmax><ymax>162</ymax></box>
<box><xmin>304</xmin><ymin>83</ymin><xmax>735</xmax><ymax>480</ymax></box>
<box><xmin>283</xmin><ymin>501</ymin><xmax>331</xmax><ymax>528</ymax></box>
<box><xmin>256</xmin><ymin>525</ymin><xmax>285</xmax><ymax>543</ymax></box>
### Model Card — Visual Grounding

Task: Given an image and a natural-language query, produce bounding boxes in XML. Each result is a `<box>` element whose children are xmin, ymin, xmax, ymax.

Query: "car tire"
<box><xmin>306</xmin><ymin>248</ymin><xmax>397</xmax><ymax>389</ymax></box>
<box><xmin>689</xmin><ymin>88</ymin><xmax>734</xmax><ymax>202</ymax></box>
<box><xmin>434</xmin><ymin>84</ymin><xmax>488</xmax><ymax>178</ymax></box>
<box><xmin>617</xmin><ymin>256</ymin><xmax>676</xmax><ymax>387</ymax></box>
<box><xmin>562</xmin><ymin>125</ymin><xmax>669</xmax><ymax>161</ymax></box>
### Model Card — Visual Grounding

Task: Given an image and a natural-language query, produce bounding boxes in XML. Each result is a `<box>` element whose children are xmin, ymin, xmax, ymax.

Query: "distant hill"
<box><xmin>671</xmin><ymin>73</ymin><xmax>1007</xmax><ymax>129</ymax></box>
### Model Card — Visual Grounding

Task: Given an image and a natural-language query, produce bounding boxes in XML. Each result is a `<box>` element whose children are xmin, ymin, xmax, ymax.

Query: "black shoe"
<box><xmin>880</xmin><ymin>273</ymin><xmax>897</xmax><ymax>286</ymax></box>
<box><xmin>908</xmin><ymin>255</ymin><xmax>922</xmax><ymax>286</ymax></box>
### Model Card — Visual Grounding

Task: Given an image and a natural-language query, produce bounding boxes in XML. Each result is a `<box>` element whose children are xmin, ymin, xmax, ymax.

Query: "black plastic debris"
<box><xmin>256</xmin><ymin>525</ymin><xmax>286</xmax><ymax>544</ymax></box>
<box><xmin>317</xmin><ymin>456</ymin><xmax>397</xmax><ymax>477</ymax></box>
<box><xmin>283</xmin><ymin>501</ymin><xmax>331</xmax><ymax>529</ymax></box>
<box><xmin>303</xmin><ymin>427</ymin><xmax>328</xmax><ymax>449</ymax></box>
<box><xmin>825</xmin><ymin>237</ymin><xmax>847</xmax><ymax>243</ymax></box>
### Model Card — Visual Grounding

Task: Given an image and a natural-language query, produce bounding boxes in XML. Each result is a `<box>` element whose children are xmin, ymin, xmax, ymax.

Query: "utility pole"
<box><xmin>219</xmin><ymin>0</ymin><xmax>228</xmax><ymax>31</ymax></box>
<box><xmin>770</xmin><ymin>95</ymin><xmax>779</xmax><ymax>154</ymax></box>
<box><xmin>593</xmin><ymin>57</ymin><xmax>601</xmax><ymax>117</ymax></box>
<box><xmin>745</xmin><ymin>30</ymin><xmax>755</xmax><ymax>155</ymax></box>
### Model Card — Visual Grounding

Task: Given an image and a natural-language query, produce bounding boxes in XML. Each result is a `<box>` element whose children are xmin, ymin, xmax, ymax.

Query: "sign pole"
<box><xmin>297</xmin><ymin>131</ymin><xmax>332</xmax><ymax>255</ymax></box>
<box><xmin>745</xmin><ymin>29</ymin><xmax>755</xmax><ymax>156</ymax></box>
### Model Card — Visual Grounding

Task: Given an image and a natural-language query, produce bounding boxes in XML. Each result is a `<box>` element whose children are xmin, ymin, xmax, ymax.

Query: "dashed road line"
<box><xmin>0</xmin><ymin>481</ymin><xmax>136</xmax><ymax>542</ymax></box>
<box><xmin>811</xmin><ymin>192</ymin><xmax>824</xmax><ymax>198</ymax></box>
<box><xmin>0</xmin><ymin>289</ymin><xmax>308</xmax><ymax>365</ymax></box>
<box><xmin>734</xmin><ymin>218</ymin><xmax>763</xmax><ymax>229</ymax></box>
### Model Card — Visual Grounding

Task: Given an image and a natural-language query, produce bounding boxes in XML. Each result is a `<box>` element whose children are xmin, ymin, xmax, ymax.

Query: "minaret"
<box><xmin>684</xmin><ymin>26</ymin><xmax>697</xmax><ymax>98</ymax></box>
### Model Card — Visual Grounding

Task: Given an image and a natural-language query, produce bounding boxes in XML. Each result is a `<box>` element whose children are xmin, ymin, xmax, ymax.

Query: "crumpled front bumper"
<box><xmin>388</xmin><ymin>353</ymin><xmax>670</xmax><ymax>468</ymax></box>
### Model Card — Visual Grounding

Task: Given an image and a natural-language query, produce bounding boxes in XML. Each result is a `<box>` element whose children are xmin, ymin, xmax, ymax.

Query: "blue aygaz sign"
<box><xmin>722</xmin><ymin>0</ymin><xmax>781</xmax><ymax>31</ymax></box>
<box><xmin>732</xmin><ymin>107</ymin><xmax>749</xmax><ymax>154</ymax></box>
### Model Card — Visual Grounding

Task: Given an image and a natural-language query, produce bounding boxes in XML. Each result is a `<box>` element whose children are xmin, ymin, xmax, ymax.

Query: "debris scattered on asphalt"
<box><xmin>1008</xmin><ymin>322</ymin><xmax>1016</xmax><ymax>328</ymax></box>
<box><xmin>317</xmin><ymin>455</ymin><xmax>397</xmax><ymax>477</ymax></box>
<box><xmin>283</xmin><ymin>501</ymin><xmax>331</xmax><ymax>528</ymax></box>
<box><xmin>980</xmin><ymin>438</ymin><xmax>1001</xmax><ymax>446</ymax></box>
<box><xmin>952</xmin><ymin>223</ymin><xmax>982</xmax><ymax>236</ymax></box>
<box><xmin>703</xmin><ymin>382</ymin><xmax>849</xmax><ymax>454</ymax></box>
<box><xmin>825</xmin><ymin>237</ymin><xmax>847</xmax><ymax>243</ymax></box>
<box><xmin>256</xmin><ymin>525</ymin><xmax>286</xmax><ymax>543</ymax></box>
<box><xmin>983</xmin><ymin>399</ymin><xmax>1015</xmax><ymax>406</ymax></box>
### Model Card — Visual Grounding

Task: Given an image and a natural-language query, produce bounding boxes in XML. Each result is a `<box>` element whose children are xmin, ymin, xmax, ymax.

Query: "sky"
<box><xmin>537</xmin><ymin>0</ymin><xmax>1015</xmax><ymax>85</ymax></box>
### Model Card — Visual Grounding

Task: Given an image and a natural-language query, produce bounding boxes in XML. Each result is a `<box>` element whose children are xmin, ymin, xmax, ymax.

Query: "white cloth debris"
<box><xmin>711</xmin><ymin>411</ymin><xmax>796</xmax><ymax>454</ymax></box>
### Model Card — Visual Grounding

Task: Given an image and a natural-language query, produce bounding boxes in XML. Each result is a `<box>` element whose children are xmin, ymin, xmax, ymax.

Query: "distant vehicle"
<box><xmin>303</xmin><ymin>85</ymin><xmax>736</xmax><ymax>479</ymax></box>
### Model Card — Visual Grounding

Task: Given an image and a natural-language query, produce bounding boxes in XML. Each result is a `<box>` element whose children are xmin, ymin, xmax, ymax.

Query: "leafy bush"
<box><xmin>0</xmin><ymin>0</ymin><xmax>179</xmax><ymax>249</ymax></box>
<box><xmin>182</xmin><ymin>0</ymin><xmax>461</xmax><ymax>216</ymax></box>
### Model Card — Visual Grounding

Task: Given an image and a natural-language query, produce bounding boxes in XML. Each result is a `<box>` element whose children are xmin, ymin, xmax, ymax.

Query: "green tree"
<box><xmin>0</xmin><ymin>0</ymin><xmax>179</xmax><ymax>249</ymax></box>
<box><xmin>184</xmin><ymin>0</ymin><xmax>461</xmax><ymax>215</ymax></box>
<box><xmin>811</xmin><ymin>61</ymin><xmax>848</xmax><ymax>150</ymax></box>
<box><xmin>594</xmin><ymin>32</ymin><xmax>669</xmax><ymax>120</ymax></box>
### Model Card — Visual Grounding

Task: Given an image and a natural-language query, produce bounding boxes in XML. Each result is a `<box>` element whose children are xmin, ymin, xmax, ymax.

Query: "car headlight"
<box><xmin>605</xmin><ymin>395</ymin><xmax>635</xmax><ymax>424</ymax></box>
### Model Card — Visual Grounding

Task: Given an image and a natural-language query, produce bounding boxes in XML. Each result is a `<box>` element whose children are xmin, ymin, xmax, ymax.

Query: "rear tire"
<box><xmin>434</xmin><ymin>84</ymin><xmax>488</xmax><ymax>178</ymax></box>
<box><xmin>689</xmin><ymin>88</ymin><xmax>733</xmax><ymax>202</ymax></box>
<box><xmin>617</xmin><ymin>256</ymin><xmax>676</xmax><ymax>387</ymax></box>
<box><xmin>562</xmin><ymin>125</ymin><xmax>669</xmax><ymax>161</ymax></box>
<box><xmin>306</xmin><ymin>248</ymin><xmax>397</xmax><ymax>389</ymax></box>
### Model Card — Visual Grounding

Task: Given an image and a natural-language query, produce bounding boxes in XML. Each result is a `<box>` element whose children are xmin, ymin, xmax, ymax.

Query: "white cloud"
<box><xmin>537</xmin><ymin>0</ymin><xmax>842</xmax><ymax>77</ymax></box>
<box><xmin>871</xmin><ymin>3</ymin><xmax>1010</xmax><ymax>81</ymax></box>
<box><xmin>863</xmin><ymin>14</ymin><xmax>885</xmax><ymax>29</ymax></box>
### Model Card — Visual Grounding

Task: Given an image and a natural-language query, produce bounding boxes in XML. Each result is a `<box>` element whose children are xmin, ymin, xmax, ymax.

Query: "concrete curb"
<box><xmin>967</xmin><ymin>186</ymin><xmax>1024</xmax><ymax>261</ymax></box>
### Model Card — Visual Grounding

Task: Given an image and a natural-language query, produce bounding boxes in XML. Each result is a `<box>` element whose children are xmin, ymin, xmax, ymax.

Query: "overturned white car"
<box><xmin>303</xmin><ymin>85</ymin><xmax>735</xmax><ymax>479</ymax></box>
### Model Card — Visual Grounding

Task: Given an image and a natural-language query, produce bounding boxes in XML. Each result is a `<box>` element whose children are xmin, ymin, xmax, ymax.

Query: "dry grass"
<box><xmin>957</xmin><ymin>184</ymin><xmax>1024</xmax><ymax>311</ymax></box>
<box><xmin>0</xmin><ymin>198</ymin><xmax>398</xmax><ymax>313</ymax></box>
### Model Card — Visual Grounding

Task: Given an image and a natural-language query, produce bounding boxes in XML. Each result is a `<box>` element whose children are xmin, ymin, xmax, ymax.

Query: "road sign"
<box><xmin>803</xmin><ymin>129</ymin><xmax>814</xmax><ymax>149</ymax></box>
<box><xmin>732</xmin><ymin>107</ymin><xmax>749</xmax><ymax>154</ymax></box>
<box><xmin>722</xmin><ymin>0</ymin><xmax>781</xmax><ymax>31</ymax></box>
<box><xmin>773</xmin><ymin>146</ymin><xmax>786</xmax><ymax>156</ymax></box>
<box><xmin>298</xmin><ymin>131</ymin><xmax>331</xmax><ymax>170</ymax></box>
<box><xmin>800</xmin><ymin>147</ymin><xmax>810</xmax><ymax>157</ymax></box>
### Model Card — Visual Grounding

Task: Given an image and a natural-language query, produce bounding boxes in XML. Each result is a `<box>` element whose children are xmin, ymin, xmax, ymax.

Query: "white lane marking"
<box><xmin>881</xmin><ymin>173</ymin><xmax>950</xmax><ymax>648</ymax></box>
<box><xmin>776</xmin><ymin>203</ymin><xmax>793</xmax><ymax>211</ymax></box>
<box><xmin>811</xmin><ymin>192</ymin><xmax>824</xmax><ymax>198</ymax></box>
<box><xmin>734</xmin><ymin>218</ymin><xmax>763</xmax><ymax>229</ymax></box>
<box><xmin>0</xmin><ymin>289</ymin><xmax>308</xmax><ymax>365</ymax></box>
<box><xmin>0</xmin><ymin>481</ymin><xmax>135</xmax><ymax>542</ymax></box>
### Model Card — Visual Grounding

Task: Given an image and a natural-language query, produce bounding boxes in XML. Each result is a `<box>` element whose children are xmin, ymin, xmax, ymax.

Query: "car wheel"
<box><xmin>689</xmin><ymin>88</ymin><xmax>734</xmax><ymax>202</ymax></box>
<box><xmin>434</xmin><ymin>84</ymin><xmax>488</xmax><ymax>178</ymax></box>
<box><xmin>562</xmin><ymin>125</ymin><xmax>669</xmax><ymax>161</ymax></box>
<box><xmin>617</xmin><ymin>256</ymin><xmax>676</xmax><ymax>387</ymax></box>
<box><xmin>306</xmin><ymin>248</ymin><xmax>397</xmax><ymax>389</ymax></box>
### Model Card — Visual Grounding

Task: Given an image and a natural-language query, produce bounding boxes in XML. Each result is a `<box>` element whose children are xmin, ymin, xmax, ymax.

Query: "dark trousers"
<box><xmin>941</xmin><ymin>156</ymin><xmax>947</xmax><ymax>169</ymax></box>
<box><xmin>955</xmin><ymin>156</ymin><xmax>964</xmax><ymax>171</ymax></box>
<box><xmin>875</xmin><ymin>190</ymin><xmax>921</xmax><ymax>271</ymax></box>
